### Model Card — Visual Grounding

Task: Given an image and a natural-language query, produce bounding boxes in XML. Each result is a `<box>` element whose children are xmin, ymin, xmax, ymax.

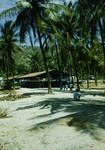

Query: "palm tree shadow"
<box><xmin>67</xmin><ymin>108</ymin><xmax>105</xmax><ymax>141</ymax></box>
<box><xmin>22</xmin><ymin>92</ymin><xmax>47</xmax><ymax>97</ymax></box>
<box><xmin>28</xmin><ymin>98</ymin><xmax>105</xmax><ymax>141</ymax></box>
<box><xmin>80</xmin><ymin>90</ymin><xmax>105</xmax><ymax>97</ymax></box>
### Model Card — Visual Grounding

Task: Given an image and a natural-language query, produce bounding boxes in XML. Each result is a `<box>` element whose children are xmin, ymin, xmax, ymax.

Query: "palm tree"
<box><xmin>44</xmin><ymin>3</ymin><xmax>81</xmax><ymax>90</ymax></box>
<box><xmin>0</xmin><ymin>0</ymin><xmax>53</xmax><ymax>93</ymax></box>
<box><xmin>15</xmin><ymin>0</ymin><xmax>53</xmax><ymax>93</ymax></box>
<box><xmin>0</xmin><ymin>20</ymin><xmax>19</xmax><ymax>89</ymax></box>
<box><xmin>30</xmin><ymin>50</ymin><xmax>44</xmax><ymax>72</ymax></box>
<box><xmin>75</xmin><ymin>0</ymin><xmax>105</xmax><ymax>79</ymax></box>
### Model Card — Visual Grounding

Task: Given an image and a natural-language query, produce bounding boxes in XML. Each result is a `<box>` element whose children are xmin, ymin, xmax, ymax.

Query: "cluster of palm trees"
<box><xmin>0</xmin><ymin>0</ymin><xmax>105</xmax><ymax>92</ymax></box>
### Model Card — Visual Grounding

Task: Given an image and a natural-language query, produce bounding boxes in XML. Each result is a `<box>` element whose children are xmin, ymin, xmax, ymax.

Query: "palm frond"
<box><xmin>0</xmin><ymin>6</ymin><xmax>19</xmax><ymax>19</ymax></box>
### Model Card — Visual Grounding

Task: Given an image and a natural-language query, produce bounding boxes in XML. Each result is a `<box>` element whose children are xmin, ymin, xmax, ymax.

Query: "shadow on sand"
<box><xmin>80</xmin><ymin>90</ymin><xmax>105</xmax><ymax>97</ymax></box>
<box><xmin>24</xmin><ymin>98</ymin><xmax>105</xmax><ymax>140</ymax></box>
<box><xmin>16</xmin><ymin>90</ymin><xmax>105</xmax><ymax>141</ymax></box>
<box><xmin>22</xmin><ymin>92</ymin><xmax>47</xmax><ymax>97</ymax></box>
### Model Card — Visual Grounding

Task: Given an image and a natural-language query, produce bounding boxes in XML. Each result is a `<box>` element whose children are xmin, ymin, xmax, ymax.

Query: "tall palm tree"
<box><xmin>43</xmin><ymin>3</ymin><xmax>81</xmax><ymax>90</ymax></box>
<box><xmin>0</xmin><ymin>0</ymin><xmax>53</xmax><ymax>93</ymax></box>
<box><xmin>0</xmin><ymin>20</ymin><xmax>19</xmax><ymax>89</ymax></box>
<box><xmin>75</xmin><ymin>0</ymin><xmax>105</xmax><ymax>79</ymax></box>
<box><xmin>15</xmin><ymin>0</ymin><xmax>53</xmax><ymax>93</ymax></box>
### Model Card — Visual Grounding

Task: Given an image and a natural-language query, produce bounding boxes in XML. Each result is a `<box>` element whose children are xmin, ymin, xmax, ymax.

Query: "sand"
<box><xmin>0</xmin><ymin>88</ymin><xmax>105</xmax><ymax>150</ymax></box>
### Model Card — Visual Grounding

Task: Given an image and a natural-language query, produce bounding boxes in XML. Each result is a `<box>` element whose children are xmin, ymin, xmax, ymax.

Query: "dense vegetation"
<box><xmin>0</xmin><ymin>0</ymin><xmax>105</xmax><ymax>92</ymax></box>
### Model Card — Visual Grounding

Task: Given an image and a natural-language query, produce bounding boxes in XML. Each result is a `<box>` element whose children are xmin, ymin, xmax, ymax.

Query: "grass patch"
<box><xmin>0</xmin><ymin>94</ymin><xmax>29</xmax><ymax>101</ymax></box>
<box><xmin>0</xmin><ymin>102</ymin><xmax>9</xmax><ymax>118</ymax></box>
<box><xmin>0</xmin><ymin>90</ymin><xmax>29</xmax><ymax>101</ymax></box>
<box><xmin>0</xmin><ymin>106</ymin><xmax>8</xmax><ymax>118</ymax></box>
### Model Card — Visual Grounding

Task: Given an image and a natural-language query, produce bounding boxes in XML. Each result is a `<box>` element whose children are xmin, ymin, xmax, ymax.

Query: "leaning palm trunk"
<box><xmin>86</xmin><ymin>75</ymin><xmax>89</xmax><ymax>89</ymax></box>
<box><xmin>68</xmin><ymin>51</ymin><xmax>74</xmax><ymax>87</ymax></box>
<box><xmin>6</xmin><ymin>66</ymin><xmax>11</xmax><ymax>90</ymax></box>
<box><xmin>6</xmin><ymin>68</ymin><xmax>9</xmax><ymax>88</ymax></box>
<box><xmin>69</xmin><ymin>49</ymin><xmax>80</xmax><ymax>91</ymax></box>
<box><xmin>12</xmin><ymin>71</ymin><xmax>15</xmax><ymax>91</ymax></box>
<box><xmin>94</xmin><ymin>71</ymin><xmax>98</xmax><ymax>86</ymax></box>
<box><xmin>86</xmin><ymin>62</ymin><xmax>90</xmax><ymax>89</ymax></box>
<box><xmin>93</xmin><ymin>65</ymin><xmax>98</xmax><ymax>86</ymax></box>
<box><xmin>99</xmin><ymin>18</ymin><xmax>105</xmax><ymax>80</ymax></box>
<box><xmin>37</xmin><ymin>27</ymin><xmax>52</xmax><ymax>93</ymax></box>
<box><xmin>28</xmin><ymin>30</ymin><xmax>34</xmax><ymax>48</ymax></box>
<box><xmin>55</xmin><ymin>42</ymin><xmax>63</xmax><ymax>90</ymax></box>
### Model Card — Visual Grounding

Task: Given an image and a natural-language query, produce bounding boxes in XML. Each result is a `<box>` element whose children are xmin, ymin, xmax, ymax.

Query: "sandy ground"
<box><xmin>0</xmin><ymin>88</ymin><xmax>105</xmax><ymax>150</ymax></box>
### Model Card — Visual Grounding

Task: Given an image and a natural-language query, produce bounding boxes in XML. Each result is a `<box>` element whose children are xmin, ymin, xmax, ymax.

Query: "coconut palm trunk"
<box><xmin>93</xmin><ymin>64</ymin><xmax>98</xmax><ymax>86</ymax></box>
<box><xmin>70</xmin><ymin>49</ymin><xmax>80</xmax><ymax>91</ymax></box>
<box><xmin>6</xmin><ymin>67</ymin><xmax>9</xmax><ymax>89</ymax></box>
<box><xmin>36</xmin><ymin>27</ymin><xmax>52</xmax><ymax>93</ymax></box>
<box><xmin>28</xmin><ymin>30</ymin><xmax>34</xmax><ymax>48</ymax></box>
<box><xmin>55</xmin><ymin>42</ymin><xmax>63</xmax><ymax>90</ymax></box>
<box><xmin>86</xmin><ymin>61</ymin><xmax>90</xmax><ymax>89</ymax></box>
<box><xmin>99</xmin><ymin>18</ymin><xmax>105</xmax><ymax>79</ymax></box>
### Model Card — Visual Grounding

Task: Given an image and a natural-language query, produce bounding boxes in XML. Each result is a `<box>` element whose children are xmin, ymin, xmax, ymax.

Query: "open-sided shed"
<box><xmin>9</xmin><ymin>70</ymin><xmax>69</xmax><ymax>88</ymax></box>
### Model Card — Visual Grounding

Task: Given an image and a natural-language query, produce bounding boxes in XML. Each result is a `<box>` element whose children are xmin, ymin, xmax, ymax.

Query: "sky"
<box><xmin>0</xmin><ymin>0</ymin><xmax>77</xmax><ymax>12</ymax></box>
<box><xmin>0</xmin><ymin>0</ymin><xmax>16</xmax><ymax>12</ymax></box>
<box><xmin>0</xmin><ymin>0</ymin><xmax>77</xmax><ymax>46</ymax></box>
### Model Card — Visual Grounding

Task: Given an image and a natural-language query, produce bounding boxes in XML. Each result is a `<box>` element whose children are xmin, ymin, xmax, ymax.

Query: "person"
<box><xmin>73</xmin><ymin>89</ymin><xmax>81</xmax><ymax>100</ymax></box>
<box><xmin>69</xmin><ymin>83</ymin><xmax>73</xmax><ymax>91</ymax></box>
<box><xmin>62</xmin><ymin>80</ymin><xmax>68</xmax><ymax>91</ymax></box>
<box><xmin>68</xmin><ymin>77</ymin><xmax>74</xmax><ymax>91</ymax></box>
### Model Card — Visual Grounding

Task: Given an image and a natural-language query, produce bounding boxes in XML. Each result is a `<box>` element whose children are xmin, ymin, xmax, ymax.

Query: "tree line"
<box><xmin>0</xmin><ymin>0</ymin><xmax>105</xmax><ymax>92</ymax></box>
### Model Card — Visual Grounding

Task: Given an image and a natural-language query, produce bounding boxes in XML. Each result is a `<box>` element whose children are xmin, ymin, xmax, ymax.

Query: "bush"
<box><xmin>0</xmin><ymin>102</ymin><xmax>8</xmax><ymax>118</ymax></box>
<box><xmin>1</xmin><ymin>80</ymin><xmax>12</xmax><ymax>90</ymax></box>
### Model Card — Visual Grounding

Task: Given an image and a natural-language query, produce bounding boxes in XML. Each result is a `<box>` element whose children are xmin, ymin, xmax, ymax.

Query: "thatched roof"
<box><xmin>8</xmin><ymin>74</ymin><xmax>24</xmax><ymax>80</ymax></box>
<box><xmin>9</xmin><ymin>70</ymin><xmax>69</xmax><ymax>80</ymax></box>
<box><xmin>18</xmin><ymin>71</ymin><xmax>46</xmax><ymax>79</ymax></box>
<box><xmin>9</xmin><ymin>70</ymin><xmax>51</xmax><ymax>80</ymax></box>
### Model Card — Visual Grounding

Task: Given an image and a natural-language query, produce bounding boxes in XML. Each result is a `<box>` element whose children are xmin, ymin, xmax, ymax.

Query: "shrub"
<box><xmin>0</xmin><ymin>102</ymin><xmax>8</xmax><ymax>118</ymax></box>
